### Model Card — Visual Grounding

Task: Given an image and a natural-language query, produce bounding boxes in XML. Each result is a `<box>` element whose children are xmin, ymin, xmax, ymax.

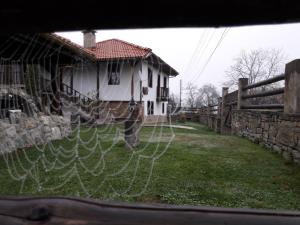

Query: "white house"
<box><xmin>61</xmin><ymin>31</ymin><xmax>179</xmax><ymax>122</ymax></box>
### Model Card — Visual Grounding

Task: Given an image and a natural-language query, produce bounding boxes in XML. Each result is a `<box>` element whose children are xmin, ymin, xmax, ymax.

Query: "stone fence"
<box><xmin>231</xmin><ymin>110</ymin><xmax>300</xmax><ymax>163</ymax></box>
<box><xmin>195</xmin><ymin>59</ymin><xmax>300</xmax><ymax>164</ymax></box>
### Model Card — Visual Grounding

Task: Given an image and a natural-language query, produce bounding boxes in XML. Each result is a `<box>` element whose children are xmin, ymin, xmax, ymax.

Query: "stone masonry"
<box><xmin>0</xmin><ymin>115</ymin><xmax>71</xmax><ymax>154</ymax></box>
<box><xmin>0</xmin><ymin>88</ymin><xmax>71</xmax><ymax>154</ymax></box>
<box><xmin>231</xmin><ymin>110</ymin><xmax>300</xmax><ymax>163</ymax></box>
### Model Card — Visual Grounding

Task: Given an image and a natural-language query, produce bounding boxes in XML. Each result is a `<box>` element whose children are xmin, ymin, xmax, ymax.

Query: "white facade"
<box><xmin>140</xmin><ymin>62</ymin><xmax>168</xmax><ymax>116</ymax></box>
<box><xmin>62</xmin><ymin>60</ymin><xmax>169</xmax><ymax>117</ymax></box>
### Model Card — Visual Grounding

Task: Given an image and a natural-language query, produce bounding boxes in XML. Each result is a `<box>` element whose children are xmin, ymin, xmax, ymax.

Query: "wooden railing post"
<box><xmin>216</xmin><ymin>97</ymin><xmax>222</xmax><ymax>133</ymax></box>
<box><xmin>284</xmin><ymin>59</ymin><xmax>300</xmax><ymax>114</ymax></box>
<box><xmin>206</xmin><ymin>105</ymin><xmax>211</xmax><ymax>126</ymax></box>
<box><xmin>217</xmin><ymin>97</ymin><xmax>222</xmax><ymax>118</ymax></box>
<box><xmin>220</xmin><ymin>87</ymin><xmax>228</xmax><ymax>134</ymax></box>
<box><xmin>237</xmin><ymin>78</ymin><xmax>248</xmax><ymax>110</ymax></box>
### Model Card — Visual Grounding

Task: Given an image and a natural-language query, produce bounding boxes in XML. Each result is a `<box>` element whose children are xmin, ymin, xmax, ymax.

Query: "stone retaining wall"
<box><xmin>199</xmin><ymin>114</ymin><xmax>220</xmax><ymax>132</ymax></box>
<box><xmin>0</xmin><ymin>115</ymin><xmax>71</xmax><ymax>154</ymax></box>
<box><xmin>143</xmin><ymin>115</ymin><xmax>168</xmax><ymax>124</ymax></box>
<box><xmin>231</xmin><ymin>110</ymin><xmax>300</xmax><ymax>163</ymax></box>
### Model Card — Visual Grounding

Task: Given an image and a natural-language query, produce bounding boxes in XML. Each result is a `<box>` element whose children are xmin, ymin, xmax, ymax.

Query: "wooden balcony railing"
<box><xmin>157</xmin><ymin>87</ymin><xmax>169</xmax><ymax>101</ymax></box>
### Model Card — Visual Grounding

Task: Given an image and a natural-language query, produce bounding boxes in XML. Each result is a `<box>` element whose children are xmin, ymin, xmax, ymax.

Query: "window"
<box><xmin>147</xmin><ymin>100</ymin><xmax>154</xmax><ymax>115</ymax></box>
<box><xmin>162</xmin><ymin>102</ymin><xmax>165</xmax><ymax>114</ymax></box>
<box><xmin>148</xmin><ymin>68</ymin><xmax>153</xmax><ymax>88</ymax></box>
<box><xmin>108</xmin><ymin>62</ymin><xmax>120</xmax><ymax>85</ymax></box>
<box><xmin>157</xmin><ymin>74</ymin><xmax>160</xmax><ymax>87</ymax></box>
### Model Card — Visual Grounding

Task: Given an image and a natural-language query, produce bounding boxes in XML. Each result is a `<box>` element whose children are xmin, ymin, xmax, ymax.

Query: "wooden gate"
<box><xmin>222</xmin><ymin>90</ymin><xmax>238</xmax><ymax>132</ymax></box>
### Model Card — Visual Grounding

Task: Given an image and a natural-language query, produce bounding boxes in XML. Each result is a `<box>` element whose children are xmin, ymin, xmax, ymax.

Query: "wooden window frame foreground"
<box><xmin>0</xmin><ymin>197</ymin><xmax>299</xmax><ymax>225</ymax></box>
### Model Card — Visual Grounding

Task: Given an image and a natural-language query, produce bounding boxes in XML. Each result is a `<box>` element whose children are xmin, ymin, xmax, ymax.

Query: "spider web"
<box><xmin>0</xmin><ymin>33</ymin><xmax>176</xmax><ymax>199</ymax></box>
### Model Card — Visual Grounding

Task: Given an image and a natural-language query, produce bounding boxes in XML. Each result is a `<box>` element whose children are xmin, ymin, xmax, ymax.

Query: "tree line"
<box><xmin>170</xmin><ymin>48</ymin><xmax>285</xmax><ymax>109</ymax></box>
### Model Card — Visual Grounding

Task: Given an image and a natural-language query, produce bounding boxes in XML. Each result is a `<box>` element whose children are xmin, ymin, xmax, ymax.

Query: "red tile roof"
<box><xmin>53</xmin><ymin>34</ymin><xmax>178</xmax><ymax>76</ymax></box>
<box><xmin>44</xmin><ymin>33</ymin><xmax>96</xmax><ymax>60</ymax></box>
<box><xmin>91</xmin><ymin>39</ymin><xmax>152</xmax><ymax>60</ymax></box>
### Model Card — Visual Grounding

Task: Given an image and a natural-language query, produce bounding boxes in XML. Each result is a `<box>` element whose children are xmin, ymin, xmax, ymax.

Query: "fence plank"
<box><xmin>243</xmin><ymin>74</ymin><xmax>285</xmax><ymax>90</ymax></box>
<box><xmin>241</xmin><ymin>104</ymin><xmax>284</xmax><ymax>109</ymax></box>
<box><xmin>242</xmin><ymin>87</ymin><xmax>284</xmax><ymax>99</ymax></box>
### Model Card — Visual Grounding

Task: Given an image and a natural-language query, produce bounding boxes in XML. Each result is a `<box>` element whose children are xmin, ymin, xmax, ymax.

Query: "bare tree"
<box><xmin>185</xmin><ymin>82</ymin><xmax>198</xmax><ymax>108</ymax></box>
<box><xmin>196</xmin><ymin>84</ymin><xmax>220</xmax><ymax>107</ymax></box>
<box><xmin>224</xmin><ymin>48</ymin><xmax>285</xmax><ymax>88</ymax></box>
<box><xmin>168</xmin><ymin>93</ymin><xmax>180</xmax><ymax>112</ymax></box>
<box><xmin>224</xmin><ymin>48</ymin><xmax>285</xmax><ymax>105</ymax></box>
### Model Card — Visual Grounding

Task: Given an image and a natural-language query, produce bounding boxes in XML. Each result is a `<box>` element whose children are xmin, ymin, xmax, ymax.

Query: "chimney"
<box><xmin>82</xmin><ymin>30</ymin><xmax>96</xmax><ymax>49</ymax></box>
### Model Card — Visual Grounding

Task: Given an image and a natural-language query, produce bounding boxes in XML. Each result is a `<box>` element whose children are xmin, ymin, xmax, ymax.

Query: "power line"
<box><xmin>179</xmin><ymin>79</ymin><xmax>182</xmax><ymax>108</ymax></box>
<box><xmin>182</xmin><ymin>29</ymin><xmax>208</xmax><ymax>76</ymax></box>
<box><xmin>191</xmin><ymin>28</ymin><xmax>230</xmax><ymax>83</ymax></box>
<box><xmin>187</xmin><ymin>29</ymin><xmax>216</xmax><ymax>80</ymax></box>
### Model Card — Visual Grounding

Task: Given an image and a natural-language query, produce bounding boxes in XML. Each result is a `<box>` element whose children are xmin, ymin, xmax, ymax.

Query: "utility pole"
<box><xmin>179</xmin><ymin>79</ymin><xmax>182</xmax><ymax>109</ymax></box>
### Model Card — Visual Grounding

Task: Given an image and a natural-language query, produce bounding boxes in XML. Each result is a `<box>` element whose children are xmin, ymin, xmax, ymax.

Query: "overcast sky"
<box><xmin>56</xmin><ymin>22</ymin><xmax>300</xmax><ymax>96</ymax></box>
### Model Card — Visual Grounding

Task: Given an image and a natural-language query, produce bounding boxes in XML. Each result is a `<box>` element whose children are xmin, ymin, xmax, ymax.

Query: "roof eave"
<box><xmin>145</xmin><ymin>53</ymin><xmax>179</xmax><ymax>77</ymax></box>
<box><xmin>42</xmin><ymin>33</ymin><xmax>96</xmax><ymax>62</ymax></box>
<box><xmin>95</xmin><ymin>56</ymin><xmax>145</xmax><ymax>62</ymax></box>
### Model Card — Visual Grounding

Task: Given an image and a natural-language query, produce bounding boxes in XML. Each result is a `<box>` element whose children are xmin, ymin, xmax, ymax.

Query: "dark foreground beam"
<box><xmin>1</xmin><ymin>0</ymin><xmax>300</xmax><ymax>33</ymax></box>
<box><xmin>0</xmin><ymin>197</ymin><xmax>299</xmax><ymax>225</ymax></box>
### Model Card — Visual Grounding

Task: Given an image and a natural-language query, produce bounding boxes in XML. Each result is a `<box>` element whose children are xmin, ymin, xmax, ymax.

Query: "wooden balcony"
<box><xmin>0</xmin><ymin>84</ymin><xmax>25</xmax><ymax>89</ymax></box>
<box><xmin>157</xmin><ymin>87</ymin><xmax>169</xmax><ymax>101</ymax></box>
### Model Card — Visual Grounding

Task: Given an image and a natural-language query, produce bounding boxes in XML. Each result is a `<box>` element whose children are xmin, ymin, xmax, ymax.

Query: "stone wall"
<box><xmin>0</xmin><ymin>114</ymin><xmax>71</xmax><ymax>154</ymax></box>
<box><xmin>231</xmin><ymin>110</ymin><xmax>300</xmax><ymax>163</ymax></box>
<box><xmin>0</xmin><ymin>87</ymin><xmax>72</xmax><ymax>154</ymax></box>
<box><xmin>88</xmin><ymin>101</ymin><xmax>144</xmax><ymax>122</ymax></box>
<box><xmin>97</xmin><ymin>101</ymin><xmax>168</xmax><ymax>124</ymax></box>
<box><xmin>0</xmin><ymin>87</ymin><xmax>40</xmax><ymax>118</ymax></box>
<box><xmin>143</xmin><ymin>115</ymin><xmax>168</xmax><ymax>124</ymax></box>
<box><xmin>199</xmin><ymin>114</ymin><xmax>220</xmax><ymax>132</ymax></box>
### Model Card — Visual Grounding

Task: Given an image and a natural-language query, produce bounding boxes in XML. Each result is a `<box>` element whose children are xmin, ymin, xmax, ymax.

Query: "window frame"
<box><xmin>108</xmin><ymin>62</ymin><xmax>121</xmax><ymax>85</ymax></box>
<box><xmin>148</xmin><ymin>68</ymin><xmax>153</xmax><ymax>88</ymax></box>
<box><xmin>163</xmin><ymin>76</ymin><xmax>167</xmax><ymax>88</ymax></box>
<box><xmin>147</xmin><ymin>100</ymin><xmax>154</xmax><ymax>115</ymax></box>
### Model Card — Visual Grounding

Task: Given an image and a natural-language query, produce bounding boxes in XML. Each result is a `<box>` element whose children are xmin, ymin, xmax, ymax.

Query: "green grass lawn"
<box><xmin>0</xmin><ymin>121</ymin><xmax>300</xmax><ymax>210</ymax></box>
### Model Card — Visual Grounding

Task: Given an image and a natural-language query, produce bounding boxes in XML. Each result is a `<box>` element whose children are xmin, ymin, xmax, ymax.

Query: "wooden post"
<box><xmin>96</xmin><ymin>63</ymin><xmax>100</xmax><ymax>100</ymax></box>
<box><xmin>96</xmin><ymin>63</ymin><xmax>100</xmax><ymax>119</ymax></box>
<box><xmin>216</xmin><ymin>97</ymin><xmax>222</xmax><ymax>133</ymax></box>
<box><xmin>220</xmin><ymin>87</ymin><xmax>228</xmax><ymax>134</ymax></box>
<box><xmin>70</xmin><ymin>66</ymin><xmax>74</xmax><ymax>95</ymax></box>
<box><xmin>207</xmin><ymin>105</ymin><xmax>211</xmax><ymax>115</ymax></box>
<box><xmin>131</xmin><ymin>71</ymin><xmax>134</xmax><ymax>99</ymax></box>
<box><xmin>207</xmin><ymin>105</ymin><xmax>210</xmax><ymax>126</ymax></box>
<box><xmin>49</xmin><ymin>63</ymin><xmax>62</xmax><ymax>115</ymax></box>
<box><xmin>237</xmin><ymin>78</ymin><xmax>248</xmax><ymax>110</ymax></box>
<box><xmin>284</xmin><ymin>59</ymin><xmax>300</xmax><ymax>114</ymax></box>
<box><xmin>125</xmin><ymin>60</ymin><xmax>140</xmax><ymax>150</ymax></box>
<box><xmin>179</xmin><ymin>79</ymin><xmax>182</xmax><ymax>109</ymax></box>
<box><xmin>217</xmin><ymin>97</ymin><xmax>222</xmax><ymax>118</ymax></box>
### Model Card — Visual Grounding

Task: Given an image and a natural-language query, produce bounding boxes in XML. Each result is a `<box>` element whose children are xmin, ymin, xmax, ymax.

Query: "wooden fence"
<box><xmin>238</xmin><ymin>74</ymin><xmax>285</xmax><ymax>110</ymax></box>
<box><xmin>185</xmin><ymin>58</ymin><xmax>300</xmax><ymax>134</ymax></box>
